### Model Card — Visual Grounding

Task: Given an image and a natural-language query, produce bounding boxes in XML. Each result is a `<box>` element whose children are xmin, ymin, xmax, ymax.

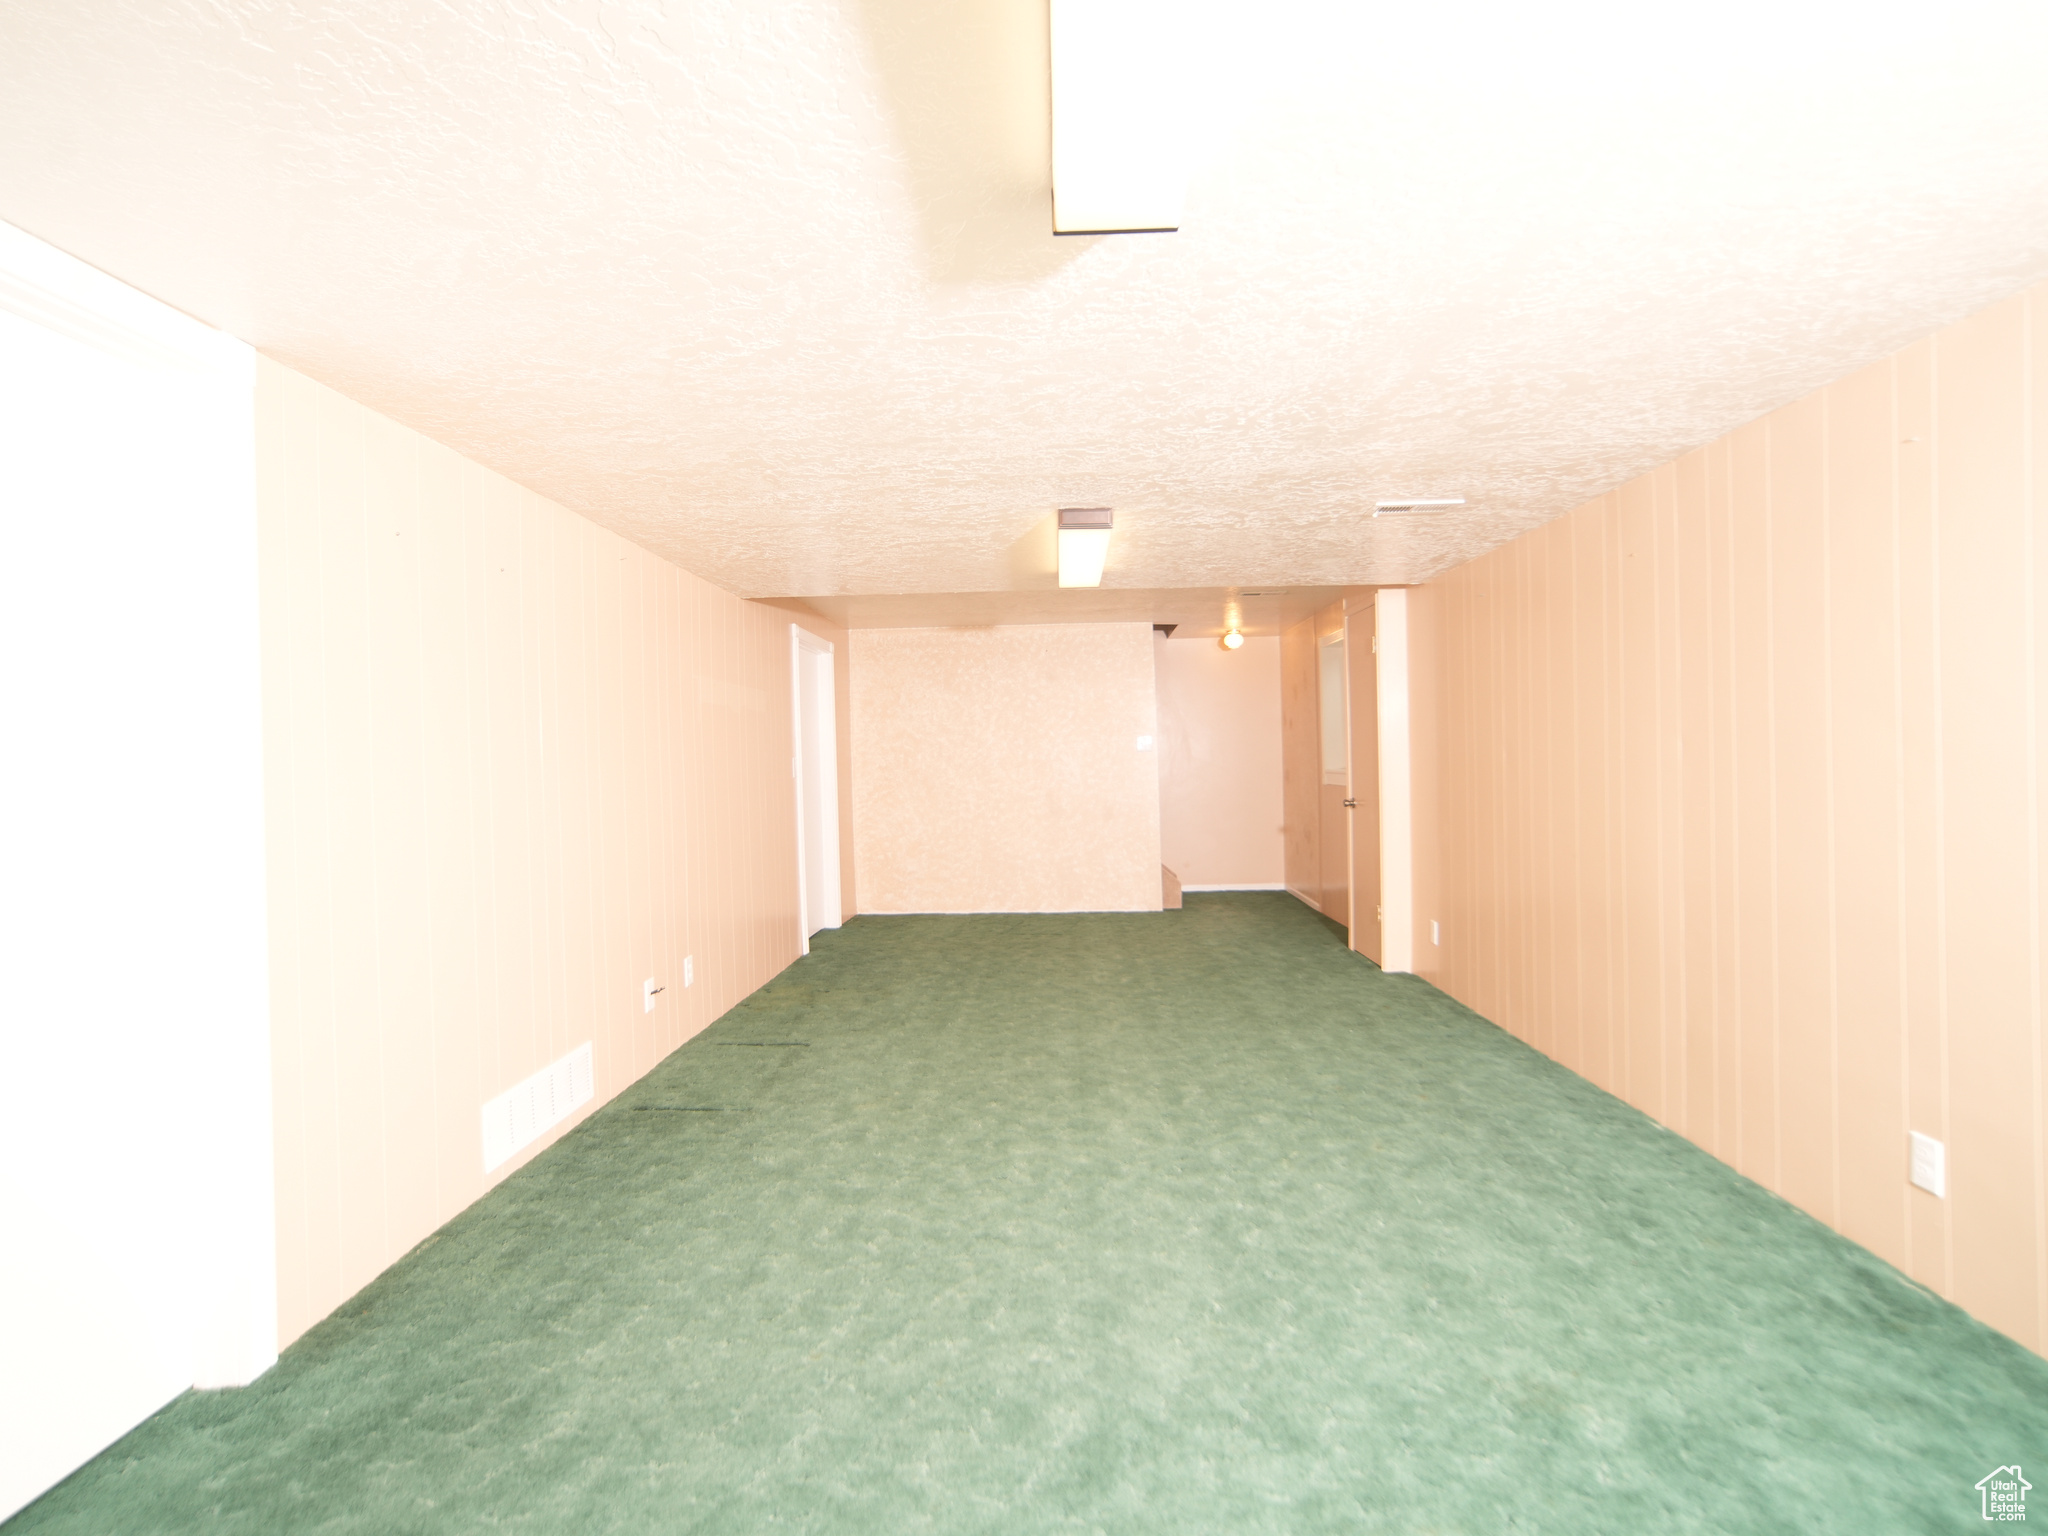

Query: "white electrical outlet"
<box><xmin>1430</xmin><ymin>920</ymin><xmax>1440</xmax><ymax>946</ymax></box>
<box><xmin>1909</xmin><ymin>1131</ymin><xmax>1946</xmax><ymax>1197</ymax></box>
<box><xmin>643</xmin><ymin>976</ymin><xmax>663</xmax><ymax>1014</ymax></box>
<box><xmin>683</xmin><ymin>955</ymin><xmax>694</xmax><ymax>987</ymax></box>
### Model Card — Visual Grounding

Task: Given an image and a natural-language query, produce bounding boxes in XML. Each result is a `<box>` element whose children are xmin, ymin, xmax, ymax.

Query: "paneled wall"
<box><xmin>1154</xmin><ymin>632</ymin><xmax>1284</xmax><ymax>888</ymax></box>
<box><xmin>849</xmin><ymin>624</ymin><xmax>1161</xmax><ymax>913</ymax></box>
<box><xmin>257</xmin><ymin>359</ymin><xmax>838</xmax><ymax>1347</ymax></box>
<box><xmin>1419</xmin><ymin>282</ymin><xmax>2048</xmax><ymax>1355</ymax></box>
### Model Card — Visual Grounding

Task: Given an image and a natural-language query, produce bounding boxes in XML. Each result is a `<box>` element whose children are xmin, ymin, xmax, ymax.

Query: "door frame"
<box><xmin>790</xmin><ymin>625</ymin><xmax>842</xmax><ymax>953</ymax></box>
<box><xmin>1374</xmin><ymin>589</ymin><xmax>1415</xmax><ymax>973</ymax></box>
<box><xmin>1316</xmin><ymin>625</ymin><xmax>1351</xmax><ymax>929</ymax></box>
<box><xmin>1343</xmin><ymin>595</ymin><xmax>1381</xmax><ymax>963</ymax></box>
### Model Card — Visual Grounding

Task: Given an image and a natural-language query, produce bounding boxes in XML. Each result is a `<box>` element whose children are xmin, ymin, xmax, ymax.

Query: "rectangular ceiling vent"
<box><xmin>1374</xmin><ymin>498</ymin><xmax>1466</xmax><ymax>517</ymax></box>
<box><xmin>482</xmin><ymin>1041</ymin><xmax>594</xmax><ymax>1173</ymax></box>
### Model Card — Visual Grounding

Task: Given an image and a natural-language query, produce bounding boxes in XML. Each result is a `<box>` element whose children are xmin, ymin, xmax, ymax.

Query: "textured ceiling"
<box><xmin>4</xmin><ymin>1</ymin><xmax>2048</xmax><ymax>601</ymax></box>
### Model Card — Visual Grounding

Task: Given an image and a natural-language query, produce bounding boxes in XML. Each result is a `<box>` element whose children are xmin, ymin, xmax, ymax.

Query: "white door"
<box><xmin>791</xmin><ymin>626</ymin><xmax>842</xmax><ymax>947</ymax></box>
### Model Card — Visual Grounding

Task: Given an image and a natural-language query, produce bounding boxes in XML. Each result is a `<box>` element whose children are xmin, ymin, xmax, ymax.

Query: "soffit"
<box><xmin>2</xmin><ymin>1</ymin><xmax>2045</xmax><ymax>598</ymax></box>
<box><xmin>767</xmin><ymin>586</ymin><xmax>1348</xmax><ymax>638</ymax></box>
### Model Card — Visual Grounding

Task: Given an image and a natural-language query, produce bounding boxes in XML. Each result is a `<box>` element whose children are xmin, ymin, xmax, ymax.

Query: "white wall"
<box><xmin>0</xmin><ymin>223</ymin><xmax>276</xmax><ymax>1521</ymax></box>
<box><xmin>1154</xmin><ymin>633</ymin><xmax>1285</xmax><ymax>889</ymax></box>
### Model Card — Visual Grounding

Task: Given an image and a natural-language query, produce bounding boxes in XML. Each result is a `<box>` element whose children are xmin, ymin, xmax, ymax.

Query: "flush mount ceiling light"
<box><xmin>1049</xmin><ymin>0</ymin><xmax>1187</xmax><ymax>235</ymax></box>
<box><xmin>1373</xmin><ymin>498</ymin><xmax>1466</xmax><ymax>517</ymax></box>
<box><xmin>1221</xmin><ymin>629</ymin><xmax>1245</xmax><ymax>650</ymax></box>
<box><xmin>1057</xmin><ymin>507</ymin><xmax>1114</xmax><ymax>587</ymax></box>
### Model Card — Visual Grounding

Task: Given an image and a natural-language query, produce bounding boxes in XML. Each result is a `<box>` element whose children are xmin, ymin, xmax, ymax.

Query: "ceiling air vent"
<box><xmin>1374</xmin><ymin>498</ymin><xmax>1466</xmax><ymax>517</ymax></box>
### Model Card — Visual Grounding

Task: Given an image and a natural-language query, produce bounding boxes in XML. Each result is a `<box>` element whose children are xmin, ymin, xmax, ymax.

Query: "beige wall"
<box><xmin>256</xmin><ymin>358</ymin><xmax>839</xmax><ymax>1347</ymax></box>
<box><xmin>849</xmin><ymin>624</ymin><xmax>1162</xmax><ymax>913</ymax></box>
<box><xmin>1413</xmin><ymin>281</ymin><xmax>2048</xmax><ymax>1356</ymax></box>
<box><xmin>1154</xmin><ymin>633</ymin><xmax>1284</xmax><ymax>888</ymax></box>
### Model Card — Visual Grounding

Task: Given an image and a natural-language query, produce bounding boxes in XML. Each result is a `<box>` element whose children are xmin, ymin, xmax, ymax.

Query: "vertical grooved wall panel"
<box><xmin>1417</xmin><ymin>282</ymin><xmax>2048</xmax><ymax>1357</ymax></box>
<box><xmin>257</xmin><ymin>358</ymin><xmax>827</xmax><ymax>1349</ymax></box>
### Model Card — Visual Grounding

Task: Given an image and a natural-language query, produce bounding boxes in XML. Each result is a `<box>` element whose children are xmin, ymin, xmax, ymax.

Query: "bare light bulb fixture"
<box><xmin>1221</xmin><ymin>629</ymin><xmax>1245</xmax><ymax>650</ymax></box>
<box><xmin>1057</xmin><ymin>507</ymin><xmax>1114</xmax><ymax>587</ymax></box>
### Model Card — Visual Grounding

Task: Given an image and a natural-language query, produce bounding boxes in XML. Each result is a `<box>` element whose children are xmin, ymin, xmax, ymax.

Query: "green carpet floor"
<box><xmin>12</xmin><ymin>894</ymin><xmax>2046</xmax><ymax>1533</ymax></box>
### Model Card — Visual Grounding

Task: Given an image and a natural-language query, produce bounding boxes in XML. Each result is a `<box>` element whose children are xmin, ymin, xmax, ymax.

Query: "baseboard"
<box><xmin>852</xmin><ymin>906</ymin><xmax>1162</xmax><ymax>915</ymax></box>
<box><xmin>1180</xmin><ymin>883</ymin><xmax>1287</xmax><ymax>892</ymax></box>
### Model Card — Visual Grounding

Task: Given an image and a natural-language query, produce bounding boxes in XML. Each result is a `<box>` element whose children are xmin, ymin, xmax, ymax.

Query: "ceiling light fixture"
<box><xmin>1373</xmin><ymin>498</ymin><xmax>1466</xmax><ymax>517</ymax></box>
<box><xmin>1049</xmin><ymin>0</ymin><xmax>1187</xmax><ymax>235</ymax></box>
<box><xmin>1057</xmin><ymin>507</ymin><xmax>1114</xmax><ymax>587</ymax></box>
<box><xmin>1221</xmin><ymin>629</ymin><xmax>1245</xmax><ymax>650</ymax></box>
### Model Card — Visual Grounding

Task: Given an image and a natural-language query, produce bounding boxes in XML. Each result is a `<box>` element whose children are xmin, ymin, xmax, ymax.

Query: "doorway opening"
<box><xmin>1283</xmin><ymin>593</ymin><xmax>1401</xmax><ymax>968</ymax></box>
<box><xmin>1345</xmin><ymin>598</ymin><xmax>1382</xmax><ymax>964</ymax></box>
<box><xmin>1317</xmin><ymin>631</ymin><xmax>1350</xmax><ymax>934</ymax></box>
<box><xmin>791</xmin><ymin>625</ymin><xmax>841</xmax><ymax>951</ymax></box>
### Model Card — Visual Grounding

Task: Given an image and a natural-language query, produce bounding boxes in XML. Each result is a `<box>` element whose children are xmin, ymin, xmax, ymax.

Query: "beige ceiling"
<box><xmin>4</xmin><ymin>1</ymin><xmax>2047</xmax><ymax>606</ymax></box>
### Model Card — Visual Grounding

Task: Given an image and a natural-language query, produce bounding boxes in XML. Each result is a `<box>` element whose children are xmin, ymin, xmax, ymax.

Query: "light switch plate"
<box><xmin>1909</xmin><ymin>1131</ymin><xmax>1945</xmax><ymax>1197</ymax></box>
<box><xmin>643</xmin><ymin>976</ymin><xmax>660</xmax><ymax>1014</ymax></box>
<box><xmin>683</xmin><ymin>955</ymin><xmax>694</xmax><ymax>987</ymax></box>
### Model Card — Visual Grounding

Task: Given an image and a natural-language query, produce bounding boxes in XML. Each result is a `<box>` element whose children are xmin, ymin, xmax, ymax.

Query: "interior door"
<box><xmin>1346</xmin><ymin>600</ymin><xmax>1382</xmax><ymax>964</ymax></box>
<box><xmin>1316</xmin><ymin>631</ymin><xmax>1350</xmax><ymax>933</ymax></box>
